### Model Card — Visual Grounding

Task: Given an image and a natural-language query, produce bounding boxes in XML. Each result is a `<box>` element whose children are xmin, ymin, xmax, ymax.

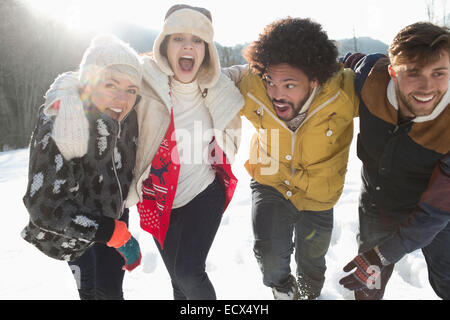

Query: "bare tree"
<box><xmin>352</xmin><ymin>27</ymin><xmax>358</xmax><ymax>52</ymax></box>
<box><xmin>442</xmin><ymin>0</ymin><xmax>448</xmax><ymax>26</ymax></box>
<box><xmin>426</xmin><ymin>0</ymin><xmax>449</xmax><ymax>25</ymax></box>
<box><xmin>427</xmin><ymin>0</ymin><xmax>436</xmax><ymax>23</ymax></box>
<box><xmin>0</xmin><ymin>1</ymin><xmax>248</xmax><ymax>151</ymax></box>
<box><xmin>216</xmin><ymin>43</ymin><xmax>247</xmax><ymax>67</ymax></box>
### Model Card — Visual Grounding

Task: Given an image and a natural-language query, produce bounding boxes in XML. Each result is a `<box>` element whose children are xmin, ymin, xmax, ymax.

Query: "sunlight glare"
<box><xmin>23</xmin><ymin>0</ymin><xmax>125</xmax><ymax>33</ymax></box>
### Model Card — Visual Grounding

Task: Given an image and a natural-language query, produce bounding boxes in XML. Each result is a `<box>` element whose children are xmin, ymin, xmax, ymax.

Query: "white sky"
<box><xmin>23</xmin><ymin>0</ymin><xmax>448</xmax><ymax>46</ymax></box>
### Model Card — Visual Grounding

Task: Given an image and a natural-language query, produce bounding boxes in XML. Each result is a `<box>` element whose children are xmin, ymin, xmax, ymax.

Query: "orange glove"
<box><xmin>107</xmin><ymin>220</ymin><xmax>131</xmax><ymax>248</ymax></box>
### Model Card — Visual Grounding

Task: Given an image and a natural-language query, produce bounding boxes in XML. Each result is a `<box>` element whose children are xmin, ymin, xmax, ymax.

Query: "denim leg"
<box><xmin>295</xmin><ymin>208</ymin><xmax>333</xmax><ymax>298</ymax></box>
<box><xmin>92</xmin><ymin>210</ymin><xmax>129</xmax><ymax>300</ymax></box>
<box><xmin>356</xmin><ymin>197</ymin><xmax>398</xmax><ymax>300</ymax></box>
<box><xmin>358</xmin><ymin>202</ymin><xmax>395</xmax><ymax>252</ymax></box>
<box><xmin>154</xmin><ymin>218</ymin><xmax>187</xmax><ymax>300</ymax></box>
<box><xmin>68</xmin><ymin>242</ymin><xmax>125</xmax><ymax>300</ymax></box>
<box><xmin>422</xmin><ymin>221</ymin><xmax>450</xmax><ymax>300</ymax></box>
<box><xmin>251</xmin><ymin>181</ymin><xmax>297</xmax><ymax>289</ymax></box>
<box><xmin>156</xmin><ymin>177</ymin><xmax>225</xmax><ymax>300</ymax></box>
<box><xmin>92</xmin><ymin>243</ymin><xmax>126</xmax><ymax>300</ymax></box>
<box><xmin>67</xmin><ymin>210</ymin><xmax>128</xmax><ymax>300</ymax></box>
<box><xmin>68</xmin><ymin>248</ymin><xmax>96</xmax><ymax>300</ymax></box>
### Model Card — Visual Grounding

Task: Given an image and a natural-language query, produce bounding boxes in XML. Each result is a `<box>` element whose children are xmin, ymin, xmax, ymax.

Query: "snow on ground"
<box><xmin>0</xmin><ymin>119</ymin><xmax>439</xmax><ymax>300</ymax></box>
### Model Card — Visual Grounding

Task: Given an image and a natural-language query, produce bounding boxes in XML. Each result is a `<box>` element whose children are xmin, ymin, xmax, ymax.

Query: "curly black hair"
<box><xmin>243</xmin><ymin>18</ymin><xmax>339</xmax><ymax>85</ymax></box>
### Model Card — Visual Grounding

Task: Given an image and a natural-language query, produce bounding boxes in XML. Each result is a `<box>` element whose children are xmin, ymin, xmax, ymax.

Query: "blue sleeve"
<box><xmin>339</xmin><ymin>52</ymin><xmax>353</xmax><ymax>64</ymax></box>
<box><xmin>352</xmin><ymin>53</ymin><xmax>386</xmax><ymax>96</ymax></box>
<box><xmin>378</xmin><ymin>153</ymin><xmax>450</xmax><ymax>263</ymax></box>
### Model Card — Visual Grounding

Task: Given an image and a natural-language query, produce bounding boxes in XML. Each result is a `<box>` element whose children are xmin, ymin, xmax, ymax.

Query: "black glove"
<box><xmin>339</xmin><ymin>247</ymin><xmax>388</xmax><ymax>291</ymax></box>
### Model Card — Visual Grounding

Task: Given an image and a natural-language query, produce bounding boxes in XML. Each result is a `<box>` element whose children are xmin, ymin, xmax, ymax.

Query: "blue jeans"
<box><xmin>67</xmin><ymin>210</ymin><xmax>129</xmax><ymax>300</ymax></box>
<box><xmin>154</xmin><ymin>177</ymin><xmax>225</xmax><ymax>300</ymax></box>
<box><xmin>358</xmin><ymin>193</ymin><xmax>450</xmax><ymax>300</ymax></box>
<box><xmin>250</xmin><ymin>180</ymin><xmax>333</xmax><ymax>297</ymax></box>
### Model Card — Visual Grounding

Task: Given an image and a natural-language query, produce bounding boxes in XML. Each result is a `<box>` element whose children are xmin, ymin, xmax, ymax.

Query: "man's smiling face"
<box><xmin>390</xmin><ymin>49</ymin><xmax>450</xmax><ymax>118</ymax></box>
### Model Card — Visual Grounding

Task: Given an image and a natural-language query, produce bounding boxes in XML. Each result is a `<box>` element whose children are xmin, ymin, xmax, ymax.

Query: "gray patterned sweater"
<box><xmin>21</xmin><ymin>103</ymin><xmax>138</xmax><ymax>261</ymax></box>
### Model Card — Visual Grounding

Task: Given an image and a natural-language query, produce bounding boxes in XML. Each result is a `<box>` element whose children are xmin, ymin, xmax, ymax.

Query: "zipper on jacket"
<box><xmin>117</xmin><ymin>121</ymin><xmax>122</xmax><ymax>139</ymax></box>
<box><xmin>247</xmin><ymin>90</ymin><xmax>341</xmax><ymax>179</ymax></box>
<box><xmin>112</xmin><ymin>121</ymin><xmax>125</xmax><ymax>218</ymax></box>
<box><xmin>112</xmin><ymin>103</ymin><xmax>138</xmax><ymax>215</ymax></box>
<box><xmin>247</xmin><ymin>93</ymin><xmax>297</xmax><ymax>177</ymax></box>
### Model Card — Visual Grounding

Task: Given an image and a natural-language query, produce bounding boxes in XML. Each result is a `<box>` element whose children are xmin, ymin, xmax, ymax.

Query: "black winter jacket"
<box><xmin>347</xmin><ymin>53</ymin><xmax>450</xmax><ymax>263</ymax></box>
<box><xmin>21</xmin><ymin>103</ymin><xmax>138</xmax><ymax>261</ymax></box>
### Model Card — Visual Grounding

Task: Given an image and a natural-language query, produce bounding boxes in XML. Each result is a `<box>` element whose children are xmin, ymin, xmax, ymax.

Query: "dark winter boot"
<box><xmin>297</xmin><ymin>276</ymin><xmax>320</xmax><ymax>300</ymax></box>
<box><xmin>272</xmin><ymin>274</ymin><xmax>299</xmax><ymax>300</ymax></box>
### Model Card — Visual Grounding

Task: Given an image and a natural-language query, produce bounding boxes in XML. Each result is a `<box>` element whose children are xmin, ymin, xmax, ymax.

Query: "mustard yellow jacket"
<box><xmin>239</xmin><ymin>65</ymin><xmax>359</xmax><ymax>211</ymax></box>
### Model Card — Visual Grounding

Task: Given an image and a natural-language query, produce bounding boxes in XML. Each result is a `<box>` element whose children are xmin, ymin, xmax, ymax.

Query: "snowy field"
<box><xmin>0</xmin><ymin>119</ymin><xmax>440</xmax><ymax>300</ymax></box>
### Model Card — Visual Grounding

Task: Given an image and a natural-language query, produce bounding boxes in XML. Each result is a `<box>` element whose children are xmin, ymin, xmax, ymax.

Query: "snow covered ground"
<box><xmin>0</xmin><ymin>119</ymin><xmax>440</xmax><ymax>300</ymax></box>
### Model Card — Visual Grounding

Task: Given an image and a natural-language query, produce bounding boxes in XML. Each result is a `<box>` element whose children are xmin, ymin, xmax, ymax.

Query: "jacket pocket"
<box><xmin>304</xmin><ymin>153</ymin><xmax>347</xmax><ymax>203</ymax></box>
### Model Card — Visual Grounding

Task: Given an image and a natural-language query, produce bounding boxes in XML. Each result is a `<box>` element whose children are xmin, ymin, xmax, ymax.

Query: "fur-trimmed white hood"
<box><xmin>152</xmin><ymin>8</ymin><xmax>221</xmax><ymax>90</ymax></box>
<box><xmin>123</xmin><ymin>57</ymin><xmax>244</xmax><ymax>207</ymax></box>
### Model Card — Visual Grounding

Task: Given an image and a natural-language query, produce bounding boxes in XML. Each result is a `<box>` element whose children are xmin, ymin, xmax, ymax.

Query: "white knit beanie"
<box><xmin>79</xmin><ymin>34</ymin><xmax>143</xmax><ymax>87</ymax></box>
<box><xmin>153</xmin><ymin>5</ymin><xmax>221</xmax><ymax>89</ymax></box>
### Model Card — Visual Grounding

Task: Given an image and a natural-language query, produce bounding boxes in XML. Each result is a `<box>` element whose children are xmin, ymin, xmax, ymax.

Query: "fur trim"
<box><xmin>204</xmin><ymin>73</ymin><xmax>244</xmax><ymax>164</ymax></box>
<box><xmin>141</xmin><ymin>56</ymin><xmax>172</xmax><ymax>110</ymax></box>
<box><xmin>205</xmin><ymin>73</ymin><xmax>244</xmax><ymax>132</ymax></box>
<box><xmin>153</xmin><ymin>8</ymin><xmax>220</xmax><ymax>90</ymax></box>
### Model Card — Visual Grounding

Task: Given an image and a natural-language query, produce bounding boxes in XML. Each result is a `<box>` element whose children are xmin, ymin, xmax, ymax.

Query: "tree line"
<box><xmin>0</xmin><ymin>1</ymin><xmax>86</xmax><ymax>150</ymax></box>
<box><xmin>0</xmin><ymin>1</ymin><xmax>247</xmax><ymax>151</ymax></box>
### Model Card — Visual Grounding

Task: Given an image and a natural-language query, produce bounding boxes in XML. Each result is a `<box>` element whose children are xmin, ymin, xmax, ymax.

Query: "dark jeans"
<box><xmin>250</xmin><ymin>180</ymin><xmax>333</xmax><ymax>298</ymax></box>
<box><xmin>154</xmin><ymin>177</ymin><xmax>225</xmax><ymax>300</ymax></box>
<box><xmin>357</xmin><ymin>194</ymin><xmax>450</xmax><ymax>300</ymax></box>
<box><xmin>67</xmin><ymin>210</ymin><xmax>129</xmax><ymax>300</ymax></box>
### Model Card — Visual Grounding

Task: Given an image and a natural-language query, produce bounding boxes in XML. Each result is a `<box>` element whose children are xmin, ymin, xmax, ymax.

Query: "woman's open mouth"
<box><xmin>105</xmin><ymin>107</ymin><xmax>123</xmax><ymax>121</ymax></box>
<box><xmin>179</xmin><ymin>55</ymin><xmax>195</xmax><ymax>72</ymax></box>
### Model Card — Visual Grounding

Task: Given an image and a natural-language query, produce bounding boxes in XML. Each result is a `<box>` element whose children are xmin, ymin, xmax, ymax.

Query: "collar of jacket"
<box><xmin>141</xmin><ymin>56</ymin><xmax>244</xmax><ymax>132</ymax></box>
<box><xmin>286</xmin><ymin>85</ymin><xmax>321</xmax><ymax>131</ymax></box>
<box><xmin>142</xmin><ymin>56</ymin><xmax>172</xmax><ymax>109</ymax></box>
<box><xmin>314</xmin><ymin>64</ymin><xmax>345</xmax><ymax>104</ymax></box>
<box><xmin>83</xmin><ymin>104</ymin><xmax>121</xmax><ymax>135</ymax></box>
<box><xmin>84</xmin><ymin>95</ymin><xmax>139</xmax><ymax>127</ymax></box>
<box><xmin>387</xmin><ymin>79</ymin><xmax>450</xmax><ymax>123</ymax></box>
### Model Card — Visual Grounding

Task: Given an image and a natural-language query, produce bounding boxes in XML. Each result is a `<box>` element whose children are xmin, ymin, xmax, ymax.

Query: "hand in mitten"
<box><xmin>107</xmin><ymin>220</ymin><xmax>142</xmax><ymax>271</ymax></box>
<box><xmin>339</xmin><ymin>246</ymin><xmax>389</xmax><ymax>291</ymax></box>
<box><xmin>116</xmin><ymin>236</ymin><xmax>142</xmax><ymax>271</ymax></box>
<box><xmin>48</xmin><ymin>96</ymin><xmax>89</xmax><ymax>161</ymax></box>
